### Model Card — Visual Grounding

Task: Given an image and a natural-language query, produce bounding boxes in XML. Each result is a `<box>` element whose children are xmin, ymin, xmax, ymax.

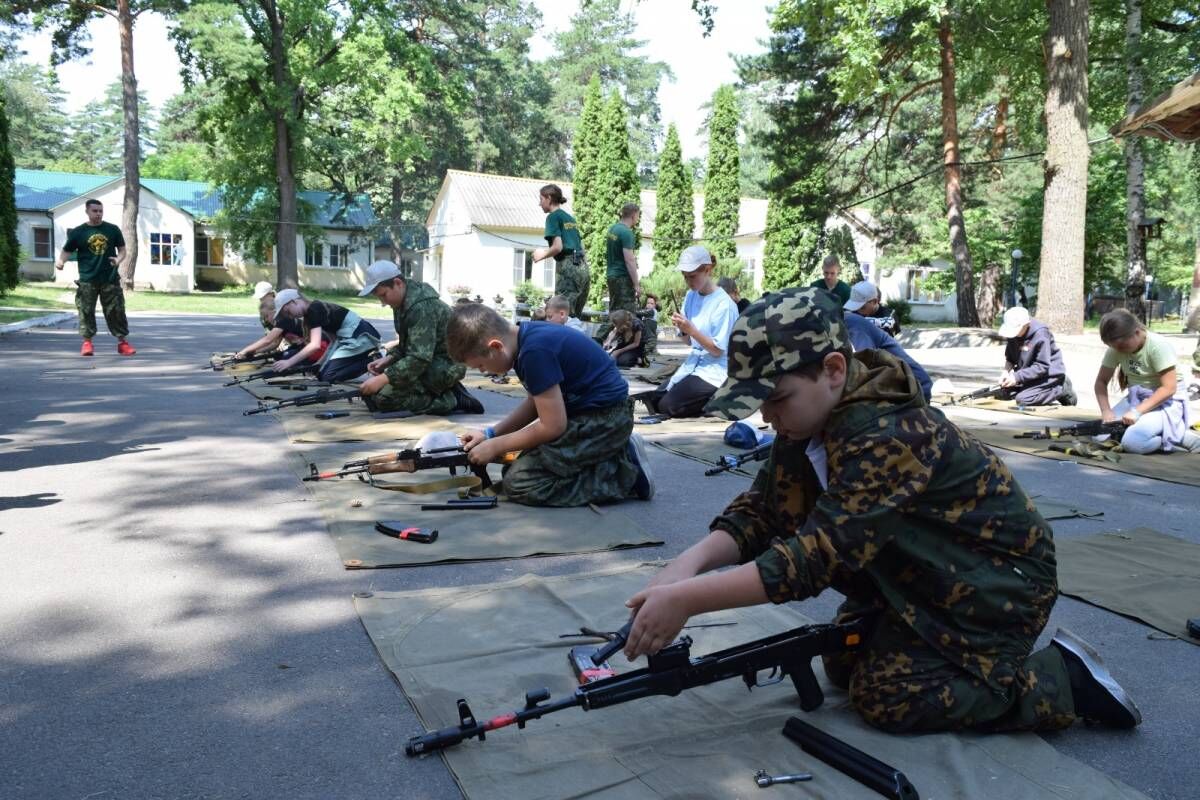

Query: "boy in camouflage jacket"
<box><xmin>621</xmin><ymin>287</ymin><xmax>1141</xmax><ymax>734</ymax></box>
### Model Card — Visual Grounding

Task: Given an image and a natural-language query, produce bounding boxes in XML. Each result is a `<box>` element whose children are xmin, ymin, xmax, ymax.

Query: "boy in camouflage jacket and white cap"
<box><xmin>621</xmin><ymin>287</ymin><xmax>1141</xmax><ymax>734</ymax></box>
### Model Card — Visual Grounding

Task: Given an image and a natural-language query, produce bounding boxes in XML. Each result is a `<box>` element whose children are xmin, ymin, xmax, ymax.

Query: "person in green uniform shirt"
<box><xmin>619</xmin><ymin>287</ymin><xmax>1143</xmax><ymax>735</ymax></box>
<box><xmin>605</xmin><ymin>203</ymin><xmax>641</xmax><ymax>315</ymax></box>
<box><xmin>55</xmin><ymin>199</ymin><xmax>135</xmax><ymax>356</ymax></box>
<box><xmin>356</xmin><ymin>260</ymin><xmax>483</xmax><ymax>415</ymax></box>
<box><xmin>532</xmin><ymin>184</ymin><xmax>589</xmax><ymax>319</ymax></box>
<box><xmin>808</xmin><ymin>254</ymin><xmax>852</xmax><ymax>306</ymax></box>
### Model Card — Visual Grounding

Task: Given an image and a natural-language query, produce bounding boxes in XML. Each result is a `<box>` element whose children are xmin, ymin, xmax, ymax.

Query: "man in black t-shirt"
<box><xmin>56</xmin><ymin>199</ymin><xmax>135</xmax><ymax>356</ymax></box>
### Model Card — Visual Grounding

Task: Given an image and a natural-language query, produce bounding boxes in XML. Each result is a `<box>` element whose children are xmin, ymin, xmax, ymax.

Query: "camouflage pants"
<box><xmin>822</xmin><ymin>602</ymin><xmax>1075</xmax><ymax>734</ymax></box>
<box><xmin>502</xmin><ymin>403</ymin><xmax>637</xmax><ymax>507</ymax></box>
<box><xmin>640</xmin><ymin>315</ymin><xmax>658</xmax><ymax>356</ymax></box>
<box><xmin>597</xmin><ymin>273</ymin><xmax>639</xmax><ymax>343</ymax></box>
<box><xmin>555</xmin><ymin>255</ymin><xmax>591</xmax><ymax>319</ymax></box>
<box><xmin>371</xmin><ymin>363</ymin><xmax>466</xmax><ymax>416</ymax></box>
<box><xmin>76</xmin><ymin>281</ymin><xmax>129</xmax><ymax>339</ymax></box>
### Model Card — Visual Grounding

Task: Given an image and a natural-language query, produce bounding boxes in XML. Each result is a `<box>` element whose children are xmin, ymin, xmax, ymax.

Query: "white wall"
<box><xmin>16</xmin><ymin>211</ymin><xmax>56</xmax><ymax>280</ymax></box>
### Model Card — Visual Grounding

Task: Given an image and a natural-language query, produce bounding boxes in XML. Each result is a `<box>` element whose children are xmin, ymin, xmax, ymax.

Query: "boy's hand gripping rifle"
<box><xmin>204</xmin><ymin>352</ymin><xmax>276</xmax><ymax>371</ymax></box>
<box><xmin>243</xmin><ymin>387</ymin><xmax>361</xmax><ymax>415</ymax></box>
<box><xmin>404</xmin><ymin>619</ymin><xmax>865</xmax><ymax>756</ymax></box>
<box><xmin>1015</xmin><ymin>420</ymin><xmax>1129</xmax><ymax>440</ymax></box>
<box><xmin>224</xmin><ymin>363</ymin><xmax>316</xmax><ymax>386</ymax></box>
<box><xmin>705</xmin><ymin>441</ymin><xmax>773</xmax><ymax>476</ymax></box>
<box><xmin>303</xmin><ymin>445</ymin><xmax>516</xmax><ymax>492</ymax></box>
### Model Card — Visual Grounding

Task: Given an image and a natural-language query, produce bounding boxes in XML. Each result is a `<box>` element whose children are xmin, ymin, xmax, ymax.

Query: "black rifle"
<box><xmin>303</xmin><ymin>445</ymin><xmax>514</xmax><ymax>491</ymax></box>
<box><xmin>1015</xmin><ymin>420</ymin><xmax>1128</xmax><ymax>440</ymax></box>
<box><xmin>944</xmin><ymin>383</ymin><xmax>1004</xmax><ymax>405</ymax></box>
<box><xmin>224</xmin><ymin>363</ymin><xmax>316</xmax><ymax>387</ymax></box>
<box><xmin>404</xmin><ymin>619</ymin><xmax>866</xmax><ymax>756</ymax></box>
<box><xmin>705</xmin><ymin>441</ymin><xmax>773</xmax><ymax>476</ymax></box>
<box><xmin>204</xmin><ymin>352</ymin><xmax>276</xmax><ymax>371</ymax></box>
<box><xmin>243</xmin><ymin>387</ymin><xmax>360</xmax><ymax>415</ymax></box>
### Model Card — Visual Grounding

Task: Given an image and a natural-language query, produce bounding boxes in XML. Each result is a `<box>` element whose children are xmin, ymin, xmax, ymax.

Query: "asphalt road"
<box><xmin>1</xmin><ymin>313</ymin><xmax>1196</xmax><ymax>799</ymax></box>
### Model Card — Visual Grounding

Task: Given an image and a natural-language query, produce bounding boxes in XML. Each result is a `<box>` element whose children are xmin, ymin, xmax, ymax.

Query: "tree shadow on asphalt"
<box><xmin>0</xmin><ymin>492</ymin><xmax>62</xmax><ymax>512</ymax></box>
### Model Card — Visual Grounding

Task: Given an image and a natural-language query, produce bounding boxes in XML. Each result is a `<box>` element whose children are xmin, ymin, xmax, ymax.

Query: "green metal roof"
<box><xmin>14</xmin><ymin>168</ymin><xmax>377</xmax><ymax>230</ymax></box>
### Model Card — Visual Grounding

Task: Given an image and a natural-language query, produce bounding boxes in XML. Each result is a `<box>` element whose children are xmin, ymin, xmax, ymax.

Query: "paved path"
<box><xmin>1</xmin><ymin>314</ymin><xmax>1196</xmax><ymax>799</ymax></box>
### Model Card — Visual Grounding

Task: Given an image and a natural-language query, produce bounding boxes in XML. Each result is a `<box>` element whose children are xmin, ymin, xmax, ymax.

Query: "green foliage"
<box><xmin>702</xmin><ymin>85</ymin><xmax>740</xmax><ymax>261</ymax></box>
<box><xmin>572</xmin><ymin>75</ymin><xmax>605</xmax><ymax>256</ymax></box>
<box><xmin>512</xmin><ymin>280</ymin><xmax>546</xmax><ymax>306</ymax></box>
<box><xmin>141</xmin><ymin>142</ymin><xmax>209</xmax><ymax>181</ymax></box>
<box><xmin>545</xmin><ymin>0</ymin><xmax>671</xmax><ymax>180</ymax></box>
<box><xmin>0</xmin><ymin>62</ymin><xmax>68</xmax><ymax>170</ymax></box>
<box><xmin>761</xmin><ymin>194</ymin><xmax>822</xmax><ymax>292</ymax></box>
<box><xmin>583</xmin><ymin>90</ymin><xmax>639</xmax><ymax>305</ymax></box>
<box><xmin>0</xmin><ymin>95</ymin><xmax>18</xmax><ymax>292</ymax></box>
<box><xmin>652</xmin><ymin>123</ymin><xmax>693</xmax><ymax>274</ymax></box>
<box><xmin>639</xmin><ymin>267</ymin><xmax>684</xmax><ymax>316</ymax></box>
<box><xmin>887</xmin><ymin>298</ymin><xmax>912</xmax><ymax>325</ymax></box>
<box><xmin>826</xmin><ymin>225</ymin><xmax>860</xmax><ymax>283</ymax></box>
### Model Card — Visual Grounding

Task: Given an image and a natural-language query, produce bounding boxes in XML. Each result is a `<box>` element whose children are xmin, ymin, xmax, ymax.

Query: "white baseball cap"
<box><xmin>998</xmin><ymin>306</ymin><xmax>1031</xmax><ymax>338</ymax></box>
<box><xmin>273</xmin><ymin>288</ymin><xmax>301</xmax><ymax>315</ymax></box>
<box><xmin>252</xmin><ymin>281</ymin><xmax>274</xmax><ymax>300</ymax></box>
<box><xmin>844</xmin><ymin>280</ymin><xmax>879</xmax><ymax>312</ymax></box>
<box><xmin>358</xmin><ymin>260</ymin><xmax>404</xmax><ymax>297</ymax></box>
<box><xmin>677</xmin><ymin>246</ymin><xmax>714</xmax><ymax>273</ymax></box>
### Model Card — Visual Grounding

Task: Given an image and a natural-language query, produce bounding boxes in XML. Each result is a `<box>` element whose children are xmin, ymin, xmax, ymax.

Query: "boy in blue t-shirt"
<box><xmin>448</xmin><ymin>304</ymin><xmax>654</xmax><ymax>507</ymax></box>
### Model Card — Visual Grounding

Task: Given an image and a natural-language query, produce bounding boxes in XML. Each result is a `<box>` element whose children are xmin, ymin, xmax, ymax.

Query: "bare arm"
<box><xmin>611</xmin><ymin>327</ymin><xmax>642</xmax><ymax>358</ymax></box>
<box><xmin>1094</xmin><ymin>365</ymin><xmax>1116</xmax><ymax>420</ymax></box>
<box><xmin>465</xmin><ymin>386</ymin><xmax>568</xmax><ymax>465</ymax></box>
<box><xmin>623</xmin><ymin>248</ymin><xmax>640</xmax><ymax>294</ymax></box>
<box><xmin>236</xmin><ymin>328</ymin><xmax>285</xmax><ymax>358</ymax></box>
<box><xmin>1131</xmin><ymin>369</ymin><xmax>1177</xmax><ymax>417</ymax></box>
<box><xmin>533</xmin><ymin>236</ymin><xmax>563</xmax><ymax>263</ymax></box>
<box><xmin>275</xmin><ymin>327</ymin><xmax>323</xmax><ymax>371</ymax></box>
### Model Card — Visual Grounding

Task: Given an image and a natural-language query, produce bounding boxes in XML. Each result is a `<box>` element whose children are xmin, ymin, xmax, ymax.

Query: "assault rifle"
<box><xmin>223</xmin><ymin>363</ymin><xmax>316</xmax><ymax>386</ymax></box>
<box><xmin>205</xmin><ymin>352</ymin><xmax>276</xmax><ymax>371</ymax></box>
<box><xmin>303</xmin><ymin>445</ymin><xmax>514</xmax><ymax>491</ymax></box>
<box><xmin>944</xmin><ymin>383</ymin><xmax>1004</xmax><ymax>405</ymax></box>
<box><xmin>404</xmin><ymin>618</ymin><xmax>866</xmax><ymax>756</ymax></box>
<box><xmin>243</xmin><ymin>387</ymin><xmax>360</xmax><ymax>415</ymax></box>
<box><xmin>1015</xmin><ymin>420</ymin><xmax>1129</xmax><ymax>440</ymax></box>
<box><xmin>705</xmin><ymin>441</ymin><xmax>773</xmax><ymax>476</ymax></box>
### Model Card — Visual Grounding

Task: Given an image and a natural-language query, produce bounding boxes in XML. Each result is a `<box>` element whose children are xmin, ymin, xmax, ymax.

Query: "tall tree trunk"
<box><xmin>938</xmin><ymin>14</ymin><xmax>979</xmax><ymax>327</ymax></box>
<box><xmin>1124</xmin><ymin>0</ymin><xmax>1148</xmax><ymax>320</ymax></box>
<box><xmin>267</xmin><ymin>4</ymin><xmax>299</xmax><ymax>289</ymax></box>
<box><xmin>976</xmin><ymin>261</ymin><xmax>1004</xmax><ymax>326</ymax></box>
<box><xmin>117</xmin><ymin>0</ymin><xmax>140</xmax><ymax>290</ymax></box>
<box><xmin>1186</xmin><ymin>233</ymin><xmax>1200</xmax><ymax>332</ymax></box>
<box><xmin>1037</xmin><ymin>0</ymin><xmax>1089</xmax><ymax>335</ymax></box>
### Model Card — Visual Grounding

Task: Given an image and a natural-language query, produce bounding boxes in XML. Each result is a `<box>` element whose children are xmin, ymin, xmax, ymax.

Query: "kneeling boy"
<box><xmin>448</xmin><ymin>304</ymin><xmax>653</xmax><ymax>507</ymax></box>
<box><xmin>998</xmin><ymin>306</ymin><xmax>1076</xmax><ymax>405</ymax></box>
<box><xmin>621</xmin><ymin>288</ymin><xmax>1140</xmax><ymax>734</ymax></box>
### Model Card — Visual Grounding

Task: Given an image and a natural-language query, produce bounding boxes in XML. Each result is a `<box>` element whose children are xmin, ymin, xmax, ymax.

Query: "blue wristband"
<box><xmin>484</xmin><ymin>426</ymin><xmax>496</xmax><ymax>439</ymax></box>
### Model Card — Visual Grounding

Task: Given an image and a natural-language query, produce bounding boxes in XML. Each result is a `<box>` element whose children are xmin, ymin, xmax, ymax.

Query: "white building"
<box><xmin>14</xmin><ymin>169</ymin><xmax>379</xmax><ymax>293</ymax></box>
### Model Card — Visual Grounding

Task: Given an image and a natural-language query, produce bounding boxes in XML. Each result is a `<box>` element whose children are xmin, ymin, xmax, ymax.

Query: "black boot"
<box><xmin>1058</xmin><ymin>377</ymin><xmax>1078</xmax><ymax>406</ymax></box>
<box><xmin>1051</xmin><ymin>628</ymin><xmax>1141</xmax><ymax>728</ymax></box>
<box><xmin>451</xmin><ymin>383</ymin><xmax>484</xmax><ymax>415</ymax></box>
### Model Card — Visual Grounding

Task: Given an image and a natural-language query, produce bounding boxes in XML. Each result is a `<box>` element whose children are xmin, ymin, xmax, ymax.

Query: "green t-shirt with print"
<box><xmin>544</xmin><ymin>208</ymin><xmax>582</xmax><ymax>260</ymax></box>
<box><xmin>1100</xmin><ymin>330</ymin><xmax>1177</xmax><ymax>388</ymax></box>
<box><xmin>63</xmin><ymin>222</ymin><xmax>125</xmax><ymax>284</ymax></box>
<box><xmin>605</xmin><ymin>221</ymin><xmax>636</xmax><ymax>279</ymax></box>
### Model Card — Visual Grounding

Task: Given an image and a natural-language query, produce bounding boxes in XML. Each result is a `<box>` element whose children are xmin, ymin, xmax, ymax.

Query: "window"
<box><xmin>542</xmin><ymin>258</ymin><xmax>555</xmax><ymax>290</ymax></box>
<box><xmin>512</xmin><ymin>248</ymin><xmax>535</xmax><ymax>287</ymax></box>
<box><xmin>32</xmin><ymin>226</ymin><xmax>52</xmax><ymax>259</ymax></box>
<box><xmin>304</xmin><ymin>239</ymin><xmax>324</xmax><ymax>267</ymax></box>
<box><xmin>150</xmin><ymin>232</ymin><xmax>177</xmax><ymax>265</ymax></box>
<box><xmin>262</xmin><ymin>244</ymin><xmax>275</xmax><ymax>265</ymax></box>
<box><xmin>328</xmin><ymin>244</ymin><xmax>350</xmax><ymax>269</ymax></box>
<box><xmin>194</xmin><ymin>233</ymin><xmax>225</xmax><ymax>267</ymax></box>
<box><xmin>905</xmin><ymin>268</ymin><xmax>946</xmax><ymax>303</ymax></box>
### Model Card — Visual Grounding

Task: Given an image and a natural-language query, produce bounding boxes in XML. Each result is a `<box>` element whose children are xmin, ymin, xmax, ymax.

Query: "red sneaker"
<box><xmin>80</xmin><ymin>340</ymin><xmax>94</xmax><ymax>357</ymax></box>
<box><xmin>117</xmin><ymin>340</ymin><xmax>137</xmax><ymax>356</ymax></box>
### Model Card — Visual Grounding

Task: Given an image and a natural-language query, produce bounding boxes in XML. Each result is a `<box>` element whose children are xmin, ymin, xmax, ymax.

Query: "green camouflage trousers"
<box><xmin>501</xmin><ymin>403</ymin><xmax>637</xmax><ymax>507</ymax></box>
<box><xmin>76</xmin><ymin>281</ymin><xmax>129</xmax><ymax>339</ymax></box>
<box><xmin>556</xmin><ymin>255</ymin><xmax>591</xmax><ymax>319</ymax></box>
<box><xmin>822</xmin><ymin>602</ymin><xmax>1076</xmax><ymax>734</ymax></box>
<box><xmin>639</xmin><ymin>314</ymin><xmax>658</xmax><ymax>356</ymax></box>
<box><xmin>371</xmin><ymin>362</ymin><xmax>466</xmax><ymax>415</ymax></box>
<box><xmin>596</xmin><ymin>273</ymin><xmax>638</xmax><ymax>344</ymax></box>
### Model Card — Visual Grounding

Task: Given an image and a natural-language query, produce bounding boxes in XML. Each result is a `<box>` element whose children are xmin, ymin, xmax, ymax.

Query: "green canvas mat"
<box><xmin>287</xmin><ymin>446</ymin><xmax>661</xmax><ymax>567</ymax></box>
<box><xmin>270</xmin><ymin>404</ymin><xmax>461</xmax><ymax>443</ymax></box>
<box><xmin>1057</xmin><ymin>527</ymin><xmax>1200</xmax><ymax>645</ymax></box>
<box><xmin>936</xmin><ymin>396</ymin><xmax>1095</xmax><ymax>420</ymax></box>
<box><xmin>237</xmin><ymin>378</ymin><xmax>351</xmax><ymax>402</ymax></box>
<box><xmin>1030</xmin><ymin>495</ymin><xmax>1104</xmax><ymax>521</ymax></box>
<box><xmin>961</xmin><ymin>423</ymin><xmax>1200</xmax><ymax>488</ymax></box>
<box><xmin>356</xmin><ymin>565</ymin><xmax>1148</xmax><ymax>800</ymax></box>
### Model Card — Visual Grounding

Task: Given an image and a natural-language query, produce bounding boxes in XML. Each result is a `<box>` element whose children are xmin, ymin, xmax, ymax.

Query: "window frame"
<box><xmin>303</xmin><ymin>239</ymin><xmax>324</xmax><ymax>268</ymax></box>
<box><xmin>150</xmin><ymin>232</ymin><xmax>176</xmax><ymax>266</ymax></box>
<box><xmin>328</xmin><ymin>243</ymin><xmax>350</xmax><ymax>270</ymax></box>
<box><xmin>31</xmin><ymin>226</ymin><xmax>52</xmax><ymax>260</ymax></box>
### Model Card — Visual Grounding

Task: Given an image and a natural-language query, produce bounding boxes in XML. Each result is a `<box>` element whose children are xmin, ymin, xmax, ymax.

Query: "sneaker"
<box><xmin>1180</xmin><ymin>431</ymin><xmax>1200</xmax><ymax>454</ymax></box>
<box><xmin>80</xmin><ymin>340</ymin><xmax>94</xmax><ymax>357</ymax></box>
<box><xmin>626</xmin><ymin>432</ymin><xmax>655</xmax><ymax>500</ymax></box>
<box><xmin>1058</xmin><ymin>377</ymin><xmax>1078</xmax><ymax>407</ymax></box>
<box><xmin>1051</xmin><ymin>628</ymin><xmax>1141</xmax><ymax>728</ymax></box>
<box><xmin>117</xmin><ymin>340</ymin><xmax>137</xmax><ymax>356</ymax></box>
<box><xmin>450</xmin><ymin>383</ymin><xmax>484</xmax><ymax>415</ymax></box>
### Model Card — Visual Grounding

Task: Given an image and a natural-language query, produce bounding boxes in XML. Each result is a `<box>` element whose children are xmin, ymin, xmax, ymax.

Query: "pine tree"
<box><xmin>586</xmin><ymin>90</ymin><xmax>639</xmax><ymax>305</ymax></box>
<box><xmin>0</xmin><ymin>95</ymin><xmax>19</xmax><ymax>293</ymax></box>
<box><xmin>571</xmin><ymin>75</ymin><xmax>605</xmax><ymax>258</ymax></box>
<box><xmin>653</xmin><ymin>123</ymin><xmax>693</xmax><ymax>275</ymax></box>
<box><xmin>702</xmin><ymin>85</ymin><xmax>740</xmax><ymax>261</ymax></box>
<box><xmin>762</xmin><ymin>194</ymin><xmax>823</xmax><ymax>293</ymax></box>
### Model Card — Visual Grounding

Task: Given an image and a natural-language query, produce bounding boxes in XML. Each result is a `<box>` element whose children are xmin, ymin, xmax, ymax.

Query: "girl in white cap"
<box><xmin>641</xmin><ymin>246</ymin><xmax>739</xmax><ymax>417</ymax></box>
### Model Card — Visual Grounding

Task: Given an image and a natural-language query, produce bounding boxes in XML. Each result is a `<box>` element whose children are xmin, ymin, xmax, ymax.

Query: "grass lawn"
<box><xmin>0</xmin><ymin>309</ymin><xmax>62</xmax><ymax>324</ymax></box>
<box><xmin>6</xmin><ymin>282</ymin><xmax>386</xmax><ymax>317</ymax></box>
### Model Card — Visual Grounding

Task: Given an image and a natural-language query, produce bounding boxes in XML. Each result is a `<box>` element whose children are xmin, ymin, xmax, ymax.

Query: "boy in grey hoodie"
<box><xmin>998</xmin><ymin>306</ymin><xmax>1076</xmax><ymax>406</ymax></box>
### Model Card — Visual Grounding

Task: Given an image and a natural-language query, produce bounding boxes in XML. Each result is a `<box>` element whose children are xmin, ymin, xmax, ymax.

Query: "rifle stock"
<box><xmin>243</xmin><ymin>387</ymin><xmax>360</xmax><ymax>415</ymax></box>
<box><xmin>945</xmin><ymin>383</ymin><xmax>1004</xmax><ymax>405</ymax></box>
<box><xmin>404</xmin><ymin>620</ymin><xmax>865</xmax><ymax>756</ymax></box>
<box><xmin>304</xmin><ymin>445</ymin><xmax>516</xmax><ymax>491</ymax></box>
<box><xmin>1015</xmin><ymin>420</ymin><xmax>1128</xmax><ymax>440</ymax></box>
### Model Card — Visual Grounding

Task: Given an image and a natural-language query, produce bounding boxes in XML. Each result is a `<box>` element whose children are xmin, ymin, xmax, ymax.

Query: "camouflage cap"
<box><xmin>703</xmin><ymin>287</ymin><xmax>849</xmax><ymax>420</ymax></box>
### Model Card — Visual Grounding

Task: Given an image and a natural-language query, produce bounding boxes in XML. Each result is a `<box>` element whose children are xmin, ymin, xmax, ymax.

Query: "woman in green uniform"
<box><xmin>532</xmin><ymin>184</ymin><xmax>589</xmax><ymax>319</ymax></box>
